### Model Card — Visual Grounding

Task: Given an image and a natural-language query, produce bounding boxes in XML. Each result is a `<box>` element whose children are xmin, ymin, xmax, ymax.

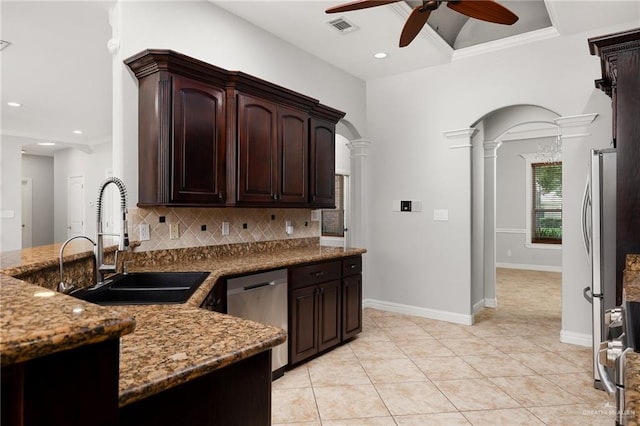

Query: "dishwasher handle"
<box><xmin>244</xmin><ymin>281</ymin><xmax>275</xmax><ymax>291</ymax></box>
<box><xmin>227</xmin><ymin>280</ymin><xmax>281</xmax><ymax>296</ymax></box>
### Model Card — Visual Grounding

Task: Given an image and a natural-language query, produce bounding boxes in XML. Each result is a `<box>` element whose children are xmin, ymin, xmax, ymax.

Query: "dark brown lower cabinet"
<box><xmin>289</xmin><ymin>280</ymin><xmax>341</xmax><ymax>365</ymax></box>
<box><xmin>120</xmin><ymin>349</ymin><xmax>272</xmax><ymax>426</ymax></box>
<box><xmin>342</xmin><ymin>274</ymin><xmax>363</xmax><ymax>341</ymax></box>
<box><xmin>1</xmin><ymin>339</ymin><xmax>120</xmax><ymax>426</ymax></box>
<box><xmin>288</xmin><ymin>256</ymin><xmax>362</xmax><ymax>365</ymax></box>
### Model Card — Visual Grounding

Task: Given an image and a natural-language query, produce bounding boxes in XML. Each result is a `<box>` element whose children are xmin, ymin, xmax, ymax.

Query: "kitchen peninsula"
<box><xmin>0</xmin><ymin>237</ymin><xmax>365</xmax><ymax>425</ymax></box>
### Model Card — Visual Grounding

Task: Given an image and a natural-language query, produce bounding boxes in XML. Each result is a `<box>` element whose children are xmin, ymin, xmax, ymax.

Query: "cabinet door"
<box><xmin>318</xmin><ymin>280</ymin><xmax>341</xmax><ymax>352</ymax></box>
<box><xmin>342</xmin><ymin>274</ymin><xmax>362</xmax><ymax>341</ymax></box>
<box><xmin>289</xmin><ymin>286</ymin><xmax>318</xmax><ymax>364</ymax></box>
<box><xmin>278</xmin><ymin>105</ymin><xmax>308</xmax><ymax>204</ymax></box>
<box><xmin>237</xmin><ymin>94</ymin><xmax>278</xmax><ymax>203</ymax></box>
<box><xmin>309</xmin><ymin>118</ymin><xmax>336</xmax><ymax>208</ymax></box>
<box><xmin>172</xmin><ymin>75</ymin><xmax>226</xmax><ymax>204</ymax></box>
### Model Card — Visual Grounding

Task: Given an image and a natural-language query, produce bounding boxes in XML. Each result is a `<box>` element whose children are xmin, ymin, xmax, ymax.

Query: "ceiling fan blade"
<box><xmin>399</xmin><ymin>6</ymin><xmax>431</xmax><ymax>47</ymax></box>
<box><xmin>326</xmin><ymin>0</ymin><xmax>400</xmax><ymax>14</ymax></box>
<box><xmin>447</xmin><ymin>0</ymin><xmax>518</xmax><ymax>25</ymax></box>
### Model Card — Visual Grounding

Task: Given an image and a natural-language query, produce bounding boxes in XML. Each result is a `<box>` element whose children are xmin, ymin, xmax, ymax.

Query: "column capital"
<box><xmin>483</xmin><ymin>140</ymin><xmax>502</xmax><ymax>158</ymax></box>
<box><xmin>444</xmin><ymin>128</ymin><xmax>477</xmax><ymax>149</ymax></box>
<box><xmin>346</xmin><ymin>139</ymin><xmax>371</xmax><ymax>157</ymax></box>
<box><xmin>554</xmin><ymin>113</ymin><xmax>598</xmax><ymax>129</ymax></box>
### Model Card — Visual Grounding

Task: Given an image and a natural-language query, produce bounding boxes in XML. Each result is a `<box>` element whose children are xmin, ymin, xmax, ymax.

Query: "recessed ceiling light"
<box><xmin>373</xmin><ymin>52</ymin><xmax>388</xmax><ymax>59</ymax></box>
<box><xmin>73</xmin><ymin>130</ymin><xmax>83</xmax><ymax>135</ymax></box>
<box><xmin>7</xmin><ymin>101</ymin><xmax>22</xmax><ymax>107</ymax></box>
<box><xmin>37</xmin><ymin>142</ymin><xmax>56</xmax><ymax>146</ymax></box>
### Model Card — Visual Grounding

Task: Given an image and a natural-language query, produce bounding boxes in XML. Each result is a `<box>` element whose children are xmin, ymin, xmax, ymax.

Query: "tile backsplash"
<box><xmin>129</xmin><ymin>207</ymin><xmax>319</xmax><ymax>252</ymax></box>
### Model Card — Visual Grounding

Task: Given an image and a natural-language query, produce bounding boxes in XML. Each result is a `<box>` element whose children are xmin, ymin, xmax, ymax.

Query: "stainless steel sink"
<box><xmin>71</xmin><ymin>272</ymin><xmax>210</xmax><ymax>305</ymax></box>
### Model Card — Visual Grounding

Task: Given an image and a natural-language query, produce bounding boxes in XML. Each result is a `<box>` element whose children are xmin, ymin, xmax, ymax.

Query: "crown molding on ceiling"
<box><xmin>452</xmin><ymin>26</ymin><xmax>560</xmax><ymax>61</ymax></box>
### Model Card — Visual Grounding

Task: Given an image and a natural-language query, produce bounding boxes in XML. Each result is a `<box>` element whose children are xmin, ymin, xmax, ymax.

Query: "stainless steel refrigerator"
<box><xmin>582</xmin><ymin>148</ymin><xmax>617</xmax><ymax>389</ymax></box>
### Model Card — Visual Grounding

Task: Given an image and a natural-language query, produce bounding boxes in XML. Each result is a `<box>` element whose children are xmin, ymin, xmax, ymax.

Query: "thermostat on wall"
<box><xmin>392</xmin><ymin>200</ymin><xmax>422</xmax><ymax>212</ymax></box>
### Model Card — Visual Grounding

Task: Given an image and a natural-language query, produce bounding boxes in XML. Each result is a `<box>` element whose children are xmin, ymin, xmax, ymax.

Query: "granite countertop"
<box><xmin>625</xmin><ymin>254</ymin><xmax>640</xmax><ymax>425</ymax></box>
<box><xmin>0</xmin><ymin>239</ymin><xmax>366</xmax><ymax>407</ymax></box>
<box><xmin>0</xmin><ymin>274</ymin><xmax>136</xmax><ymax>366</ymax></box>
<box><xmin>114</xmin><ymin>305</ymin><xmax>286</xmax><ymax>407</ymax></box>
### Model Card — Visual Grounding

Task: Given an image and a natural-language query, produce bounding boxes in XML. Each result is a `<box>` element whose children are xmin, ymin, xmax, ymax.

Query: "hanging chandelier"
<box><xmin>537</xmin><ymin>127</ymin><xmax>562</xmax><ymax>163</ymax></box>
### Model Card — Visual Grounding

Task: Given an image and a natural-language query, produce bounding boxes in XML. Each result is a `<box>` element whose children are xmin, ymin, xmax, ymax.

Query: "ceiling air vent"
<box><xmin>327</xmin><ymin>17</ymin><xmax>360</xmax><ymax>34</ymax></box>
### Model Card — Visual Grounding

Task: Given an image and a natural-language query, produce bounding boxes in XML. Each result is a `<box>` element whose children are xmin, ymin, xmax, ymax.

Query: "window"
<box><xmin>322</xmin><ymin>175</ymin><xmax>345</xmax><ymax>237</ymax></box>
<box><xmin>531</xmin><ymin>162</ymin><xmax>562</xmax><ymax>244</ymax></box>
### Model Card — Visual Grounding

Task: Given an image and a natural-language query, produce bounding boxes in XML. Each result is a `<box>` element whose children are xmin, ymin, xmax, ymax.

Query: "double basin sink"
<box><xmin>71</xmin><ymin>272</ymin><xmax>210</xmax><ymax>305</ymax></box>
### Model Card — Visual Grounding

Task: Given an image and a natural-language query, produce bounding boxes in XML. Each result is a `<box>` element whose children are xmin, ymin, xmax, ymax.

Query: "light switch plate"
<box><xmin>433</xmin><ymin>209</ymin><xmax>449</xmax><ymax>221</ymax></box>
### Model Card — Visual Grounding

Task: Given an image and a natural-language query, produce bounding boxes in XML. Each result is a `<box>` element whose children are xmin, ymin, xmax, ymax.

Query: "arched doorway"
<box><xmin>470</xmin><ymin>105</ymin><xmax>563</xmax><ymax>316</ymax></box>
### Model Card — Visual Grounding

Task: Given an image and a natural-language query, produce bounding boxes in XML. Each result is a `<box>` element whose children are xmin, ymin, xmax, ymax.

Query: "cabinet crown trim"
<box><xmin>124</xmin><ymin>49</ymin><xmax>345</xmax><ymax>119</ymax></box>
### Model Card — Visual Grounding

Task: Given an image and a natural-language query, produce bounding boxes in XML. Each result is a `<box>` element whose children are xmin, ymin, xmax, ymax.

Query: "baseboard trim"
<box><xmin>363</xmin><ymin>298</ymin><xmax>473</xmax><ymax>325</ymax></box>
<box><xmin>496</xmin><ymin>262</ymin><xmax>562</xmax><ymax>273</ymax></box>
<box><xmin>472</xmin><ymin>299</ymin><xmax>485</xmax><ymax>315</ymax></box>
<box><xmin>560</xmin><ymin>329</ymin><xmax>592</xmax><ymax>347</ymax></box>
<box><xmin>484</xmin><ymin>298</ymin><xmax>497</xmax><ymax>308</ymax></box>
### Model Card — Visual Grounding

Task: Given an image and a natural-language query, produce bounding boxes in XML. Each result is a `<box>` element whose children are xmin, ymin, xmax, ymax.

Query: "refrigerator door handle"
<box><xmin>583</xmin><ymin>286</ymin><xmax>593</xmax><ymax>303</ymax></box>
<box><xmin>581</xmin><ymin>176</ymin><xmax>591</xmax><ymax>262</ymax></box>
<box><xmin>597</xmin><ymin>343</ymin><xmax>617</xmax><ymax>395</ymax></box>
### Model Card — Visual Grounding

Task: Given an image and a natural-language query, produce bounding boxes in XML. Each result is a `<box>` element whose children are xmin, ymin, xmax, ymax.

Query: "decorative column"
<box><xmin>483</xmin><ymin>140</ymin><xmax>502</xmax><ymax>308</ymax></box>
<box><xmin>346</xmin><ymin>139</ymin><xmax>370</xmax><ymax>250</ymax></box>
<box><xmin>444</xmin><ymin>128</ymin><xmax>477</xmax><ymax>321</ymax></box>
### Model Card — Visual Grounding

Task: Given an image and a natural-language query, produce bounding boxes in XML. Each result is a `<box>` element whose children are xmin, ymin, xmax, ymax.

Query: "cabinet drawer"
<box><xmin>290</xmin><ymin>260</ymin><xmax>341</xmax><ymax>290</ymax></box>
<box><xmin>342</xmin><ymin>256</ymin><xmax>362</xmax><ymax>276</ymax></box>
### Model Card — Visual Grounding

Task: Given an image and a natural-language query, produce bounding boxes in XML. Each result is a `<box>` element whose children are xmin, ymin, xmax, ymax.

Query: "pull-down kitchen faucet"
<box><xmin>96</xmin><ymin>177</ymin><xmax>129</xmax><ymax>284</ymax></box>
<box><xmin>58</xmin><ymin>235</ymin><xmax>96</xmax><ymax>293</ymax></box>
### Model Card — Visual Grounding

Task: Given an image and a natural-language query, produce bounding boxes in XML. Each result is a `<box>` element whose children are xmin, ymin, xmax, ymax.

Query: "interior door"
<box><xmin>67</xmin><ymin>175</ymin><xmax>84</xmax><ymax>238</ymax></box>
<box><xmin>21</xmin><ymin>178</ymin><xmax>32</xmax><ymax>248</ymax></box>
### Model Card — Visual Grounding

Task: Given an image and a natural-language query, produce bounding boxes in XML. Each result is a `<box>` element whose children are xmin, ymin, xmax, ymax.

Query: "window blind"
<box><xmin>532</xmin><ymin>162</ymin><xmax>562</xmax><ymax>244</ymax></box>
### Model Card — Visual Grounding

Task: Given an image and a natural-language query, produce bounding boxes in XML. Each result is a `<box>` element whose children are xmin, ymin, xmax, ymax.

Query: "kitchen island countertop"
<box><xmin>0</xmin><ymin>239</ymin><xmax>365</xmax><ymax>406</ymax></box>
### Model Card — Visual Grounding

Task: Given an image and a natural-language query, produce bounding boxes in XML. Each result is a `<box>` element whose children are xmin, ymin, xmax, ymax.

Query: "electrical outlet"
<box><xmin>221</xmin><ymin>221</ymin><xmax>230</xmax><ymax>236</ymax></box>
<box><xmin>169</xmin><ymin>223</ymin><xmax>180</xmax><ymax>239</ymax></box>
<box><xmin>139</xmin><ymin>223</ymin><xmax>150</xmax><ymax>241</ymax></box>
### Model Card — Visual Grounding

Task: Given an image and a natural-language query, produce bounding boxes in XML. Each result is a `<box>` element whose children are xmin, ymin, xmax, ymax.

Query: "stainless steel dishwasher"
<box><xmin>226</xmin><ymin>269</ymin><xmax>288</xmax><ymax>379</ymax></box>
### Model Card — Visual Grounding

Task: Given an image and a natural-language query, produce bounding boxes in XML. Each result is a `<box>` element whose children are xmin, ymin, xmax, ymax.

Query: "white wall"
<box><xmin>0</xmin><ymin>137</ymin><xmax>23</xmax><ymax>251</ymax></box>
<box><xmin>111</xmin><ymin>1</ymin><xmax>367</xmax><ymax>205</ymax></box>
<box><xmin>21</xmin><ymin>155</ymin><xmax>54</xmax><ymax>246</ymax></box>
<box><xmin>53</xmin><ymin>143</ymin><xmax>113</xmax><ymax>243</ymax></box>
<box><xmin>365</xmin><ymin>22</ymin><xmax>634</xmax><ymax>330</ymax></box>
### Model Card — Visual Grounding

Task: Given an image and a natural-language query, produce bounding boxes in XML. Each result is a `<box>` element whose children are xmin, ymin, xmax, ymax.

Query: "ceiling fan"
<box><xmin>326</xmin><ymin>0</ymin><xmax>519</xmax><ymax>47</ymax></box>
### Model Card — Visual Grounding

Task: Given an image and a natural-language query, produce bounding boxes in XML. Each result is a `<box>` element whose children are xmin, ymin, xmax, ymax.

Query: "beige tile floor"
<box><xmin>272</xmin><ymin>268</ymin><xmax>615</xmax><ymax>425</ymax></box>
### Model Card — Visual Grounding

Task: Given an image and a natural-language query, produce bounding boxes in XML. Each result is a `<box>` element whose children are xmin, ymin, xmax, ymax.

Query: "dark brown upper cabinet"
<box><xmin>236</xmin><ymin>94</ymin><xmax>308</xmax><ymax>205</ymax></box>
<box><xmin>125</xmin><ymin>50</ymin><xmax>227</xmax><ymax>206</ymax></box>
<box><xmin>125</xmin><ymin>49</ymin><xmax>345</xmax><ymax>208</ymax></box>
<box><xmin>171</xmin><ymin>76</ymin><xmax>226</xmax><ymax>205</ymax></box>
<box><xmin>309</xmin><ymin>115</ymin><xmax>337</xmax><ymax>208</ymax></box>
